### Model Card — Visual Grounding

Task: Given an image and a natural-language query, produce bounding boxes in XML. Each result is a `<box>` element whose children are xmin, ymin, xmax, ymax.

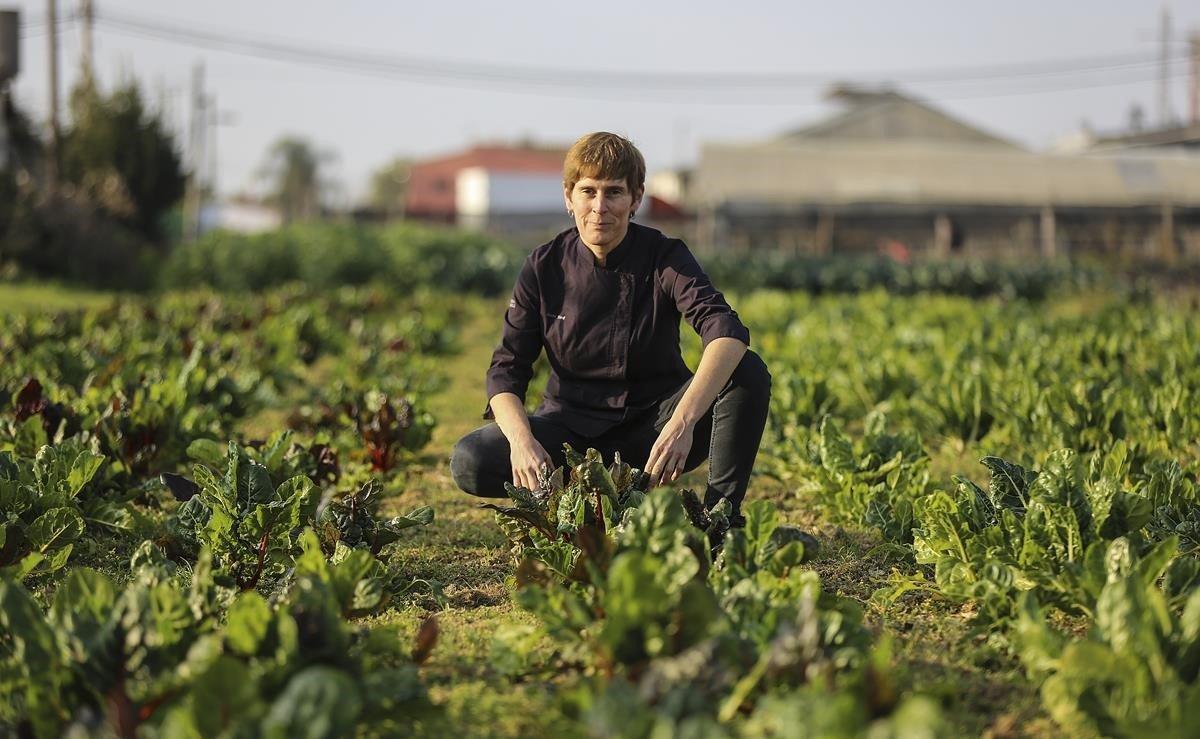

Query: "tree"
<box><xmin>259</xmin><ymin>136</ymin><xmax>335</xmax><ymax>223</ymax></box>
<box><xmin>367</xmin><ymin>156</ymin><xmax>412</xmax><ymax>218</ymax></box>
<box><xmin>60</xmin><ymin>80</ymin><xmax>186</xmax><ymax>243</ymax></box>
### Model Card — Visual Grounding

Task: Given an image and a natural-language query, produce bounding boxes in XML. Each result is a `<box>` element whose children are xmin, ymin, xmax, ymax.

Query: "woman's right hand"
<box><xmin>509</xmin><ymin>433</ymin><xmax>553</xmax><ymax>491</ymax></box>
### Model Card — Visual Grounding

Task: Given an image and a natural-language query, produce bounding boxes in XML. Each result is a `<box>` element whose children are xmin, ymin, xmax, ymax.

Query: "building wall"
<box><xmin>696</xmin><ymin>141</ymin><xmax>1200</xmax><ymax>209</ymax></box>
<box><xmin>406</xmin><ymin>146</ymin><xmax>565</xmax><ymax>219</ymax></box>
<box><xmin>456</xmin><ymin>168</ymin><xmax>565</xmax><ymax>218</ymax></box>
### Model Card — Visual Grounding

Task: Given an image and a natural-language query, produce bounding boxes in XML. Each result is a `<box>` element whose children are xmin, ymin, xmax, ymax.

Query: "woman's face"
<box><xmin>565</xmin><ymin>176</ymin><xmax>644</xmax><ymax>251</ymax></box>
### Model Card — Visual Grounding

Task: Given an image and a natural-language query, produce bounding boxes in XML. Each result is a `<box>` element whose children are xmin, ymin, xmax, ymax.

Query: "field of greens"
<box><xmin>1</xmin><ymin>273</ymin><xmax>1197</xmax><ymax>738</ymax></box>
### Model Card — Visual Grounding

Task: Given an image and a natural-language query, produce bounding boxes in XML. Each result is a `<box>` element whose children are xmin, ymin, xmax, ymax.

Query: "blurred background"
<box><xmin>1</xmin><ymin>1</ymin><xmax>1199</xmax><ymax>292</ymax></box>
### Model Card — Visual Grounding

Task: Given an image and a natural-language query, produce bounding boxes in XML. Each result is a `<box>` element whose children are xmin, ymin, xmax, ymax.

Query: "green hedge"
<box><xmin>160</xmin><ymin>222</ymin><xmax>525</xmax><ymax>295</ymax></box>
<box><xmin>162</xmin><ymin>222</ymin><xmax>1112</xmax><ymax>300</ymax></box>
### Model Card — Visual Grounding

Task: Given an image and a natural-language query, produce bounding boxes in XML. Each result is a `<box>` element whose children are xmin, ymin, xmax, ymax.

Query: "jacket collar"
<box><xmin>571</xmin><ymin>224</ymin><xmax>638</xmax><ymax>272</ymax></box>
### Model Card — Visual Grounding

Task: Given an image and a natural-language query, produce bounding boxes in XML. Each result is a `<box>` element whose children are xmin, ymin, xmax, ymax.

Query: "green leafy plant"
<box><xmin>1015</xmin><ymin>547</ymin><xmax>1200</xmax><ymax>738</ymax></box>
<box><xmin>173</xmin><ymin>441</ymin><xmax>317</xmax><ymax>590</ymax></box>
<box><xmin>315</xmin><ymin>479</ymin><xmax>433</xmax><ymax>557</ymax></box>
<box><xmin>0</xmin><ymin>542</ymin><xmax>434</xmax><ymax>738</ymax></box>
<box><xmin>0</xmin><ymin>442</ymin><xmax>106</xmax><ymax>579</ymax></box>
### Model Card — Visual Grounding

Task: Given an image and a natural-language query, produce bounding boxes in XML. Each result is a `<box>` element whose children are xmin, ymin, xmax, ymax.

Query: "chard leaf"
<box><xmin>238</xmin><ymin>461</ymin><xmax>276</xmax><ymax>511</ymax></box>
<box><xmin>261</xmin><ymin>666</ymin><xmax>361</xmax><ymax>739</ymax></box>
<box><xmin>161</xmin><ymin>472</ymin><xmax>201</xmax><ymax>502</ymax></box>
<box><xmin>276</xmin><ymin>475</ymin><xmax>317</xmax><ymax>523</ymax></box>
<box><xmin>373</xmin><ymin>507</ymin><xmax>434</xmax><ymax>551</ymax></box>
<box><xmin>1</xmin><ymin>552</ymin><xmax>45</xmax><ymax>580</ymax></box>
<box><xmin>41</xmin><ymin>545</ymin><xmax>74</xmax><ymax>573</ymax></box>
<box><xmin>25</xmin><ymin>507</ymin><xmax>84</xmax><ymax>553</ymax></box>
<box><xmin>350</xmin><ymin>577</ymin><xmax>385</xmax><ymax>615</ymax></box>
<box><xmin>981</xmin><ymin>455</ymin><xmax>1033</xmax><ymax>514</ymax></box>
<box><xmin>556</xmin><ymin>487</ymin><xmax>585</xmax><ymax>534</ymax></box>
<box><xmin>391</xmin><ymin>505</ymin><xmax>434</xmax><ymax>528</ymax></box>
<box><xmin>479</xmin><ymin>504</ymin><xmax>556</xmax><ymax>540</ymax></box>
<box><xmin>65</xmin><ymin>450</ymin><xmax>105</xmax><ymax>497</ymax></box>
<box><xmin>743</xmin><ymin>500</ymin><xmax>779</xmax><ymax>565</ymax></box>
<box><xmin>195</xmin><ymin>463</ymin><xmax>236</xmax><ymax>518</ymax></box>
<box><xmin>0</xmin><ymin>578</ymin><xmax>62</xmax><ymax>680</ymax></box>
<box><xmin>188</xmin><ymin>655</ymin><xmax>263</xmax><ymax>736</ymax></box>
<box><xmin>187</xmin><ymin>438</ymin><xmax>228</xmax><ymax>468</ymax></box>
<box><xmin>225</xmin><ymin>592</ymin><xmax>272</xmax><ymax>656</ymax></box>
<box><xmin>14</xmin><ymin>416</ymin><xmax>47</xmax><ymax>458</ymax></box>
<box><xmin>819</xmin><ymin>416</ymin><xmax>856</xmax><ymax>473</ymax></box>
<box><xmin>49</xmin><ymin>568</ymin><xmax>116</xmax><ymax>649</ymax></box>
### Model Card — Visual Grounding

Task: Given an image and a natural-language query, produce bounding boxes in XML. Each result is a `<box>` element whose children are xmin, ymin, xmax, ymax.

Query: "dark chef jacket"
<box><xmin>483</xmin><ymin>222</ymin><xmax>750</xmax><ymax>437</ymax></box>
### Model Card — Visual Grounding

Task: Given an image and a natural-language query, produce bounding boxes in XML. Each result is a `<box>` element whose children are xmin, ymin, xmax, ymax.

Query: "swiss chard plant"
<box><xmin>0</xmin><ymin>542</ymin><xmax>436</xmax><ymax>738</ymax></box>
<box><xmin>315</xmin><ymin>478</ymin><xmax>433</xmax><ymax>557</ymax></box>
<box><xmin>489</xmin><ymin>448</ymin><xmax>915</xmax><ymax>731</ymax></box>
<box><xmin>895</xmin><ymin>448</ymin><xmax>1160</xmax><ymax>624</ymax></box>
<box><xmin>169</xmin><ymin>440</ymin><xmax>318</xmax><ymax>590</ymax></box>
<box><xmin>0</xmin><ymin>442</ymin><xmax>107</xmax><ymax>580</ymax></box>
<box><xmin>802</xmin><ymin>414</ymin><xmax>931</xmax><ymax>544</ymax></box>
<box><xmin>1014</xmin><ymin>539</ymin><xmax>1200</xmax><ymax>738</ymax></box>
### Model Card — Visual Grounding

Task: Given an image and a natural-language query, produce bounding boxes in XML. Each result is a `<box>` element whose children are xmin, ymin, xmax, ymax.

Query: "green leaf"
<box><xmin>818</xmin><ymin>416</ymin><xmax>855</xmax><ymax>473</ymax></box>
<box><xmin>14</xmin><ymin>417</ymin><xmax>47</xmax><ymax>458</ymax></box>
<box><xmin>0</xmin><ymin>578</ymin><xmax>62</xmax><ymax>680</ymax></box>
<box><xmin>195</xmin><ymin>463</ymin><xmax>235</xmax><ymax>518</ymax></box>
<box><xmin>350</xmin><ymin>577</ymin><xmax>386</xmax><ymax>615</ymax></box>
<box><xmin>239</xmin><ymin>461</ymin><xmax>276</xmax><ymax>510</ymax></box>
<box><xmin>1</xmin><ymin>552</ymin><xmax>45</xmax><ymax>580</ymax></box>
<box><xmin>187</xmin><ymin>438</ymin><xmax>228</xmax><ymax>469</ymax></box>
<box><xmin>225</xmin><ymin>592</ymin><xmax>273</xmax><ymax>656</ymax></box>
<box><xmin>40</xmin><ymin>544</ymin><xmax>74</xmax><ymax>573</ymax></box>
<box><xmin>188</xmin><ymin>655</ymin><xmax>264</xmax><ymax>735</ymax></box>
<box><xmin>980</xmin><ymin>455</ymin><xmax>1034</xmax><ymax>513</ymax></box>
<box><xmin>65</xmin><ymin>450</ymin><xmax>105</xmax><ymax>496</ymax></box>
<box><xmin>25</xmin><ymin>507</ymin><xmax>84</xmax><ymax>553</ymax></box>
<box><xmin>276</xmin><ymin>475</ymin><xmax>317</xmax><ymax>522</ymax></box>
<box><xmin>261</xmin><ymin>666</ymin><xmax>362</xmax><ymax>739</ymax></box>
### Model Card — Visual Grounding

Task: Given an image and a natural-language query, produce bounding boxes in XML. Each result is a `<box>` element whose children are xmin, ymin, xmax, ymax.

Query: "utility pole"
<box><xmin>207</xmin><ymin>91</ymin><xmax>218</xmax><ymax>200</ymax></box>
<box><xmin>79</xmin><ymin>0</ymin><xmax>95</xmax><ymax>89</ymax></box>
<box><xmin>1159</xmin><ymin>5</ymin><xmax>1173</xmax><ymax>128</ymax></box>
<box><xmin>46</xmin><ymin>0</ymin><xmax>61</xmax><ymax>188</ymax></box>
<box><xmin>183</xmin><ymin>61</ymin><xmax>207</xmax><ymax>240</ymax></box>
<box><xmin>1190</xmin><ymin>32</ymin><xmax>1199</xmax><ymax>125</ymax></box>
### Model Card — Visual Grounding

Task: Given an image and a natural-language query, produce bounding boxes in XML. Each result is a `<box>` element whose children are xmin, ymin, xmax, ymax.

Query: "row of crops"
<box><xmin>2</xmin><ymin>278</ymin><xmax>1198</xmax><ymax>736</ymax></box>
<box><xmin>0</xmin><ymin>287</ymin><xmax>454</xmax><ymax>736</ymax></box>
<box><xmin>741</xmin><ymin>291</ymin><xmax>1200</xmax><ymax>736</ymax></box>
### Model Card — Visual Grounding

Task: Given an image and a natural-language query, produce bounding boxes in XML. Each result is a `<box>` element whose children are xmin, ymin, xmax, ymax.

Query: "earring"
<box><xmin>630</xmin><ymin>211</ymin><xmax>636</xmax><ymax>220</ymax></box>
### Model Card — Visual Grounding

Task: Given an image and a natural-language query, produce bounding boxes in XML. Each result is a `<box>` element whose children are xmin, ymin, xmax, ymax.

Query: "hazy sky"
<box><xmin>7</xmin><ymin>1</ymin><xmax>1200</xmax><ymax>201</ymax></box>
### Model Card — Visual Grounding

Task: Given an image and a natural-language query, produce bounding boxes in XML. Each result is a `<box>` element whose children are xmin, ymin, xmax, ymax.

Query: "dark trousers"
<box><xmin>450</xmin><ymin>350</ymin><xmax>771</xmax><ymax>516</ymax></box>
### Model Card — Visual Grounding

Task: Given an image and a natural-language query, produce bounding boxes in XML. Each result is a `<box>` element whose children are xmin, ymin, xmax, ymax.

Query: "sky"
<box><xmin>6</xmin><ymin>1</ymin><xmax>1200</xmax><ymax>203</ymax></box>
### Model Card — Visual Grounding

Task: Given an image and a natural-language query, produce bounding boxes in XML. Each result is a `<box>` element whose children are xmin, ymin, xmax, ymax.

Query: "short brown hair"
<box><xmin>563</xmin><ymin>132</ymin><xmax>646</xmax><ymax>195</ymax></box>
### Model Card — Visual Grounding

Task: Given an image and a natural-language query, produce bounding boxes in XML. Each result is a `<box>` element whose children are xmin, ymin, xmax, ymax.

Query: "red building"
<box><xmin>405</xmin><ymin>144</ymin><xmax>566</xmax><ymax>221</ymax></box>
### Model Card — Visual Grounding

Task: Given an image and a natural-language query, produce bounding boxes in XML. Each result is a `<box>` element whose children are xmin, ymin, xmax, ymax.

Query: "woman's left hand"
<box><xmin>646</xmin><ymin>416</ymin><xmax>694</xmax><ymax>487</ymax></box>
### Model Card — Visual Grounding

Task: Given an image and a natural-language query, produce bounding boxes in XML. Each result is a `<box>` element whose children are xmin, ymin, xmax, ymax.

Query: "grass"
<box><xmin>0</xmin><ymin>282</ymin><xmax>118</xmax><ymax>313</ymax></box>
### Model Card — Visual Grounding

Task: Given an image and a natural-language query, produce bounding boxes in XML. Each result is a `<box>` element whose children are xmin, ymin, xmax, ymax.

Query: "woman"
<box><xmin>450</xmin><ymin>132</ymin><xmax>770</xmax><ymax>525</ymax></box>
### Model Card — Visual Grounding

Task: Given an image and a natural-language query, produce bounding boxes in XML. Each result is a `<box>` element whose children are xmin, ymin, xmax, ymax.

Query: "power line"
<box><xmin>90</xmin><ymin>8</ymin><xmax>1195</xmax><ymax>100</ymax></box>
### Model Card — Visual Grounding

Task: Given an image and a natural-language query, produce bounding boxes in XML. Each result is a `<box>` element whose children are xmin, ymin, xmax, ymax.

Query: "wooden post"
<box><xmin>814</xmin><ymin>207</ymin><xmax>836</xmax><ymax>256</ymax></box>
<box><xmin>933</xmin><ymin>213</ymin><xmax>952</xmax><ymax>257</ymax></box>
<box><xmin>1039</xmin><ymin>206</ymin><xmax>1057</xmax><ymax>259</ymax></box>
<box><xmin>1160</xmin><ymin>201</ymin><xmax>1176</xmax><ymax>264</ymax></box>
